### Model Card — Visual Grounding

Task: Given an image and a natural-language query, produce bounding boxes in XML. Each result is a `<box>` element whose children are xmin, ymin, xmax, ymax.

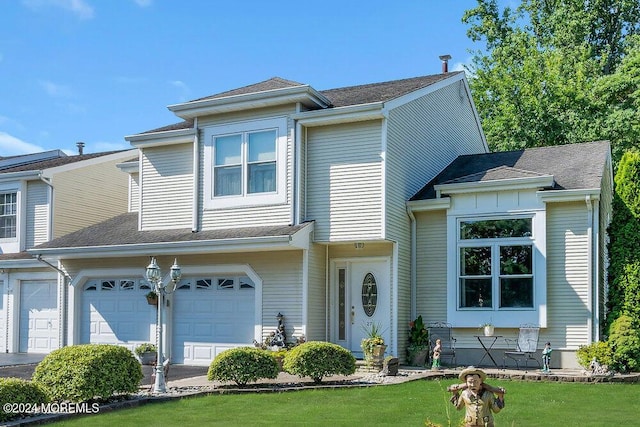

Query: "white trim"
<box><xmin>538</xmin><ymin>188</ymin><xmax>601</xmax><ymax>203</ymax></box>
<box><xmin>293</xmin><ymin>103</ymin><xmax>384</xmax><ymax>127</ymax></box>
<box><xmin>125</xmin><ymin>129</ymin><xmax>196</xmax><ymax>148</ymax></box>
<box><xmin>406</xmin><ymin>197</ymin><xmax>451</xmax><ymax>212</ymax></box>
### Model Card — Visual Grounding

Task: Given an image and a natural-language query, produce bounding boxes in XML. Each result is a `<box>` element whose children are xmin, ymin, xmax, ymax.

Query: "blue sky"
<box><xmin>0</xmin><ymin>0</ymin><xmax>486</xmax><ymax>156</ymax></box>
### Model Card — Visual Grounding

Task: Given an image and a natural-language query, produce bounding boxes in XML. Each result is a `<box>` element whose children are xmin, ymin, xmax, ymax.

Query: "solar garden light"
<box><xmin>145</xmin><ymin>256</ymin><xmax>182</xmax><ymax>393</ymax></box>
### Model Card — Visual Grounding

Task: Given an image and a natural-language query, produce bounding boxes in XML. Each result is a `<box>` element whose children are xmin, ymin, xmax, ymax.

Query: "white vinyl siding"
<box><xmin>140</xmin><ymin>144</ymin><xmax>193</xmax><ymax>230</ymax></box>
<box><xmin>25</xmin><ymin>180</ymin><xmax>49</xmax><ymax>248</ymax></box>
<box><xmin>53</xmin><ymin>156</ymin><xmax>131</xmax><ymax>237</ymax></box>
<box><xmin>547</xmin><ymin>202</ymin><xmax>590</xmax><ymax>349</ymax></box>
<box><xmin>306</xmin><ymin>121</ymin><xmax>383</xmax><ymax>241</ymax></box>
<box><xmin>415</xmin><ymin>210</ymin><xmax>448</xmax><ymax>320</ymax></box>
<box><xmin>306</xmin><ymin>242</ymin><xmax>327</xmax><ymax>341</ymax></box>
<box><xmin>130</xmin><ymin>172</ymin><xmax>140</xmax><ymax>213</ymax></box>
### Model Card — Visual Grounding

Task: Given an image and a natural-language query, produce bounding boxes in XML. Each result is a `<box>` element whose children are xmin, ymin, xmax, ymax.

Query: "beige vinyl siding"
<box><xmin>130</xmin><ymin>172</ymin><xmax>140</xmax><ymax>213</ymax></box>
<box><xmin>415</xmin><ymin>210</ymin><xmax>448</xmax><ymax>321</ymax></box>
<box><xmin>547</xmin><ymin>202</ymin><xmax>590</xmax><ymax>349</ymax></box>
<box><xmin>140</xmin><ymin>143</ymin><xmax>193</xmax><ymax>230</ymax></box>
<box><xmin>199</xmin><ymin>109</ymin><xmax>294</xmax><ymax>230</ymax></box>
<box><xmin>25</xmin><ymin>180</ymin><xmax>49</xmax><ymax>248</ymax></box>
<box><xmin>306</xmin><ymin>121</ymin><xmax>383</xmax><ymax>241</ymax></box>
<box><xmin>306</xmin><ymin>242</ymin><xmax>327</xmax><ymax>341</ymax></box>
<box><xmin>53</xmin><ymin>156</ymin><xmax>131</xmax><ymax>238</ymax></box>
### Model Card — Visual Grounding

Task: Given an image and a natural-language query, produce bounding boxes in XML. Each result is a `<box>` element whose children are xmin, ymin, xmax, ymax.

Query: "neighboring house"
<box><xmin>0</xmin><ymin>148</ymin><xmax>137</xmax><ymax>354</ymax></box>
<box><xmin>31</xmin><ymin>71</ymin><xmax>489</xmax><ymax>365</ymax></box>
<box><xmin>407</xmin><ymin>141</ymin><xmax>612</xmax><ymax>368</ymax></box>
<box><xmin>29</xmin><ymin>72</ymin><xmax>612</xmax><ymax>368</ymax></box>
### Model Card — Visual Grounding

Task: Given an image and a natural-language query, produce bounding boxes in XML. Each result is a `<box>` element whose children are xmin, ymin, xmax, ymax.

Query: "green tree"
<box><xmin>463</xmin><ymin>0</ymin><xmax>640</xmax><ymax>158</ymax></box>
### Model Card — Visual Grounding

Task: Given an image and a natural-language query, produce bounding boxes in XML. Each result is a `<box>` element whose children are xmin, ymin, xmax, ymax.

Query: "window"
<box><xmin>458</xmin><ymin>218</ymin><xmax>534</xmax><ymax>310</ymax></box>
<box><xmin>0</xmin><ymin>192</ymin><xmax>17</xmax><ymax>239</ymax></box>
<box><xmin>203</xmin><ymin>117</ymin><xmax>287</xmax><ymax>209</ymax></box>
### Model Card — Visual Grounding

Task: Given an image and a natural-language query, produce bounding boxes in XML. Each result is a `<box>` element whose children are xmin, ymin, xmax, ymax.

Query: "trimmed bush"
<box><xmin>32</xmin><ymin>344</ymin><xmax>143</xmax><ymax>402</ymax></box>
<box><xmin>0</xmin><ymin>378</ymin><xmax>49</xmax><ymax>422</ymax></box>
<box><xmin>608</xmin><ymin>314</ymin><xmax>640</xmax><ymax>373</ymax></box>
<box><xmin>576</xmin><ymin>341</ymin><xmax>614</xmax><ymax>370</ymax></box>
<box><xmin>283</xmin><ymin>341</ymin><xmax>356</xmax><ymax>384</ymax></box>
<box><xmin>207</xmin><ymin>347</ymin><xmax>279</xmax><ymax>386</ymax></box>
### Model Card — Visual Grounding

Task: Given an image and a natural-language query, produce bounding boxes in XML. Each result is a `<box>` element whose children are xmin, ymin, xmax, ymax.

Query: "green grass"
<box><xmin>51</xmin><ymin>379</ymin><xmax>639</xmax><ymax>426</ymax></box>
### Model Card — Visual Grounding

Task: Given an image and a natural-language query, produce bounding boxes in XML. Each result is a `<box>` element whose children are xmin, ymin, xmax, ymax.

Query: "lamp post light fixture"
<box><xmin>145</xmin><ymin>256</ymin><xmax>182</xmax><ymax>393</ymax></box>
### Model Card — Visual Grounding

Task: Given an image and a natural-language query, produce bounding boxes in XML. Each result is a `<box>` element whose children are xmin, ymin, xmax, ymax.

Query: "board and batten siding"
<box><xmin>306</xmin><ymin>242</ymin><xmax>327</xmax><ymax>341</ymax></box>
<box><xmin>546</xmin><ymin>202</ymin><xmax>591</xmax><ymax>349</ymax></box>
<box><xmin>305</xmin><ymin>120</ymin><xmax>383</xmax><ymax>241</ymax></box>
<box><xmin>140</xmin><ymin>143</ymin><xmax>193</xmax><ymax>230</ymax></box>
<box><xmin>25</xmin><ymin>180</ymin><xmax>49</xmax><ymax>248</ymax></box>
<box><xmin>415</xmin><ymin>210</ymin><xmax>448</xmax><ymax>321</ymax></box>
<box><xmin>53</xmin><ymin>156</ymin><xmax>131</xmax><ymax>238</ymax></box>
<box><xmin>198</xmin><ymin>107</ymin><xmax>294</xmax><ymax>230</ymax></box>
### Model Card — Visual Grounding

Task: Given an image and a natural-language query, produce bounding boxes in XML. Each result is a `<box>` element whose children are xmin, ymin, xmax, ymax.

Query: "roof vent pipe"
<box><xmin>76</xmin><ymin>142</ymin><xmax>85</xmax><ymax>155</ymax></box>
<box><xmin>439</xmin><ymin>54</ymin><xmax>452</xmax><ymax>73</ymax></box>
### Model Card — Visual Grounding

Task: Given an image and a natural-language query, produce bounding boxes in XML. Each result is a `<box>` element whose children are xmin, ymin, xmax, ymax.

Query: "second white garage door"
<box><xmin>172</xmin><ymin>276</ymin><xmax>255</xmax><ymax>365</ymax></box>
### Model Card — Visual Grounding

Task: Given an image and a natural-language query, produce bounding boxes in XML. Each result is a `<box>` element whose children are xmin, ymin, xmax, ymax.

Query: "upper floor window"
<box><xmin>204</xmin><ymin>117</ymin><xmax>287</xmax><ymax>209</ymax></box>
<box><xmin>0</xmin><ymin>192</ymin><xmax>17</xmax><ymax>239</ymax></box>
<box><xmin>458</xmin><ymin>217</ymin><xmax>534</xmax><ymax>310</ymax></box>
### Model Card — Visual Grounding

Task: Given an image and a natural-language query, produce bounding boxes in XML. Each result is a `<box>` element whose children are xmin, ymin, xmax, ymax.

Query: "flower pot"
<box><xmin>138</xmin><ymin>351</ymin><xmax>157</xmax><ymax>365</ymax></box>
<box><xmin>146</xmin><ymin>295</ymin><xmax>158</xmax><ymax>306</ymax></box>
<box><xmin>408</xmin><ymin>347</ymin><xmax>429</xmax><ymax>367</ymax></box>
<box><xmin>365</xmin><ymin>344</ymin><xmax>387</xmax><ymax>369</ymax></box>
<box><xmin>483</xmin><ymin>325</ymin><xmax>495</xmax><ymax>336</ymax></box>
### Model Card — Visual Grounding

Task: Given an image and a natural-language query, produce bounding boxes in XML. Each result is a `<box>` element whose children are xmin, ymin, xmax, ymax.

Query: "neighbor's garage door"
<box><xmin>19</xmin><ymin>281</ymin><xmax>58</xmax><ymax>353</ymax></box>
<box><xmin>81</xmin><ymin>279</ymin><xmax>155</xmax><ymax>347</ymax></box>
<box><xmin>172</xmin><ymin>276</ymin><xmax>255</xmax><ymax>365</ymax></box>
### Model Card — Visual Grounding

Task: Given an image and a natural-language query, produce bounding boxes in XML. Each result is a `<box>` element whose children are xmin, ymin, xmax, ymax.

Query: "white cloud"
<box><xmin>22</xmin><ymin>0</ymin><xmax>95</xmax><ymax>20</ymax></box>
<box><xmin>0</xmin><ymin>132</ymin><xmax>45</xmax><ymax>156</ymax></box>
<box><xmin>133</xmin><ymin>0</ymin><xmax>152</xmax><ymax>7</ymax></box>
<box><xmin>169</xmin><ymin>80</ymin><xmax>191</xmax><ymax>102</ymax></box>
<box><xmin>39</xmin><ymin>80</ymin><xmax>73</xmax><ymax>98</ymax></box>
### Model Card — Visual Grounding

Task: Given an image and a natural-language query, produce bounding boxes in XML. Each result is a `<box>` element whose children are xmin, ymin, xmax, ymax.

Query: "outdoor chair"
<box><xmin>503</xmin><ymin>324</ymin><xmax>541</xmax><ymax>369</ymax></box>
<box><xmin>427</xmin><ymin>321</ymin><xmax>456</xmax><ymax>367</ymax></box>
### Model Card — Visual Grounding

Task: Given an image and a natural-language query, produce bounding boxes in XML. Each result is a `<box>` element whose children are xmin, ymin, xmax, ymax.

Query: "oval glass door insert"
<box><xmin>361</xmin><ymin>272</ymin><xmax>378</xmax><ymax>317</ymax></box>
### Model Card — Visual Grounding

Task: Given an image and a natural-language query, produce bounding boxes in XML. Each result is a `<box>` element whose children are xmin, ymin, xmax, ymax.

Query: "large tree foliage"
<box><xmin>463</xmin><ymin>0</ymin><xmax>640</xmax><ymax>159</ymax></box>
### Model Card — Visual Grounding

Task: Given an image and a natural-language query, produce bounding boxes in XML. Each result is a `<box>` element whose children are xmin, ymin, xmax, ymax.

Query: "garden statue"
<box><xmin>431</xmin><ymin>338</ymin><xmax>442</xmax><ymax>370</ymax></box>
<box><xmin>542</xmin><ymin>342</ymin><xmax>552</xmax><ymax>373</ymax></box>
<box><xmin>448</xmin><ymin>366</ymin><xmax>505</xmax><ymax>427</ymax></box>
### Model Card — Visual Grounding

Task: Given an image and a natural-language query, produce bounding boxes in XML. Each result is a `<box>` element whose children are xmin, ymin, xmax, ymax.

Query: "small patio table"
<box><xmin>474</xmin><ymin>335</ymin><xmax>502</xmax><ymax>368</ymax></box>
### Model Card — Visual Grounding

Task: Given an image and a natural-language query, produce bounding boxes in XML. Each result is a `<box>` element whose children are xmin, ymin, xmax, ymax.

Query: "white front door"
<box><xmin>19</xmin><ymin>281</ymin><xmax>58</xmax><ymax>353</ymax></box>
<box><xmin>333</xmin><ymin>259</ymin><xmax>390</xmax><ymax>357</ymax></box>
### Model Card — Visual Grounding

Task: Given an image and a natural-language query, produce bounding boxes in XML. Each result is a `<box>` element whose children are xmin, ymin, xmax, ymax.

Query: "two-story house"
<box><xmin>0</xmin><ymin>148</ymin><xmax>137</xmax><ymax>354</ymax></box>
<box><xmin>30</xmin><ymin>71</ymin><xmax>612</xmax><ymax>368</ymax></box>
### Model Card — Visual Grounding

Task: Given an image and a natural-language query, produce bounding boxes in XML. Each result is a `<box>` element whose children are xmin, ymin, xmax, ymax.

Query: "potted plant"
<box><xmin>146</xmin><ymin>291</ymin><xmax>158</xmax><ymax>306</ymax></box>
<box><xmin>135</xmin><ymin>343</ymin><xmax>157</xmax><ymax>365</ymax></box>
<box><xmin>481</xmin><ymin>321</ymin><xmax>495</xmax><ymax>336</ymax></box>
<box><xmin>361</xmin><ymin>323</ymin><xmax>386</xmax><ymax>368</ymax></box>
<box><xmin>407</xmin><ymin>315</ymin><xmax>429</xmax><ymax>366</ymax></box>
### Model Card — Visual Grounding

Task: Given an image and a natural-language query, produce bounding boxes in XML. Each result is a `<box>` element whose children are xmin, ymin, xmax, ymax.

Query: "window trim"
<box><xmin>203</xmin><ymin>117</ymin><xmax>288</xmax><ymax>209</ymax></box>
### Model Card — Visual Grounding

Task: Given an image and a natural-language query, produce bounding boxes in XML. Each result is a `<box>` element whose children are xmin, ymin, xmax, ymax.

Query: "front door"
<box><xmin>334</xmin><ymin>259</ymin><xmax>390</xmax><ymax>357</ymax></box>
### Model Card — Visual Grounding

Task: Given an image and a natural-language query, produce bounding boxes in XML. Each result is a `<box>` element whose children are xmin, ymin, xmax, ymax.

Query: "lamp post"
<box><xmin>145</xmin><ymin>257</ymin><xmax>182</xmax><ymax>393</ymax></box>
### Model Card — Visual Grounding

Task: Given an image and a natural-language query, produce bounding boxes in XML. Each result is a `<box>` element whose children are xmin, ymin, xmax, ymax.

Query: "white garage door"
<box><xmin>0</xmin><ymin>282</ymin><xmax>6</xmax><ymax>353</ymax></box>
<box><xmin>19</xmin><ymin>281</ymin><xmax>58</xmax><ymax>353</ymax></box>
<box><xmin>81</xmin><ymin>279</ymin><xmax>155</xmax><ymax>349</ymax></box>
<box><xmin>172</xmin><ymin>276</ymin><xmax>255</xmax><ymax>365</ymax></box>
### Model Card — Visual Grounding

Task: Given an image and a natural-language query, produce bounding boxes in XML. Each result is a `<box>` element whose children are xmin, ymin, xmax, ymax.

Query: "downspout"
<box><xmin>406</xmin><ymin>206</ymin><xmax>417</xmax><ymax>321</ymax></box>
<box><xmin>585</xmin><ymin>195</ymin><xmax>594</xmax><ymax>343</ymax></box>
<box><xmin>36</xmin><ymin>255</ymin><xmax>72</xmax><ymax>347</ymax></box>
<box><xmin>192</xmin><ymin>117</ymin><xmax>200</xmax><ymax>232</ymax></box>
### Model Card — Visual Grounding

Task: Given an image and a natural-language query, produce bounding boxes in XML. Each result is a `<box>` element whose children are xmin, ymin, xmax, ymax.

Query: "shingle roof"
<box><xmin>0</xmin><ymin>150</ymin><xmax>129</xmax><ymax>173</ymax></box>
<box><xmin>32</xmin><ymin>212</ymin><xmax>311</xmax><ymax>250</ymax></box>
<box><xmin>410</xmin><ymin>141</ymin><xmax>611</xmax><ymax>200</ymax></box>
<box><xmin>141</xmin><ymin>72</ymin><xmax>460</xmax><ymax>134</ymax></box>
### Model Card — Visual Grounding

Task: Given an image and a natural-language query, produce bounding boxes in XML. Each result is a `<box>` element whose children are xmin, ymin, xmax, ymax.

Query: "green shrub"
<box><xmin>608</xmin><ymin>314</ymin><xmax>640</xmax><ymax>373</ymax></box>
<box><xmin>207</xmin><ymin>347</ymin><xmax>279</xmax><ymax>386</ymax></box>
<box><xmin>576</xmin><ymin>341</ymin><xmax>614</xmax><ymax>369</ymax></box>
<box><xmin>0</xmin><ymin>378</ymin><xmax>49</xmax><ymax>422</ymax></box>
<box><xmin>283</xmin><ymin>341</ymin><xmax>356</xmax><ymax>384</ymax></box>
<box><xmin>32</xmin><ymin>344</ymin><xmax>143</xmax><ymax>402</ymax></box>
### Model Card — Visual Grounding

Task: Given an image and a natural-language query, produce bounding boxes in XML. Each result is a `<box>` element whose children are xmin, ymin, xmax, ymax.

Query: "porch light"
<box><xmin>145</xmin><ymin>256</ymin><xmax>182</xmax><ymax>393</ymax></box>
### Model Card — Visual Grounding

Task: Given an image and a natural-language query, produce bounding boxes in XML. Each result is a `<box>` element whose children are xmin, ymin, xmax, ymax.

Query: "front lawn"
<box><xmin>51</xmin><ymin>379</ymin><xmax>639</xmax><ymax>426</ymax></box>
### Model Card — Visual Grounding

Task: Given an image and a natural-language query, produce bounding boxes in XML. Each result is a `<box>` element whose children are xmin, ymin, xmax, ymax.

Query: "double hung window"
<box><xmin>458</xmin><ymin>218</ymin><xmax>534</xmax><ymax>310</ymax></box>
<box><xmin>0</xmin><ymin>192</ymin><xmax>17</xmax><ymax>239</ymax></box>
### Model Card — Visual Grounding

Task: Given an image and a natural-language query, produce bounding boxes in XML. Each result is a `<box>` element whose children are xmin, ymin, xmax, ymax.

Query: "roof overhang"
<box><xmin>292</xmin><ymin>103</ymin><xmax>384</xmax><ymax>127</ymax></box>
<box><xmin>125</xmin><ymin>128</ymin><xmax>196</xmax><ymax>148</ymax></box>
<box><xmin>435</xmin><ymin>175</ymin><xmax>555</xmax><ymax>196</ymax></box>
<box><xmin>0</xmin><ymin>258</ymin><xmax>43</xmax><ymax>269</ymax></box>
<box><xmin>406</xmin><ymin>197</ymin><xmax>451</xmax><ymax>212</ymax></box>
<box><xmin>537</xmin><ymin>188</ymin><xmax>601</xmax><ymax>202</ymax></box>
<box><xmin>29</xmin><ymin>223</ymin><xmax>313</xmax><ymax>261</ymax></box>
<box><xmin>167</xmin><ymin>86</ymin><xmax>331</xmax><ymax>119</ymax></box>
<box><xmin>116</xmin><ymin>160</ymin><xmax>139</xmax><ymax>173</ymax></box>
